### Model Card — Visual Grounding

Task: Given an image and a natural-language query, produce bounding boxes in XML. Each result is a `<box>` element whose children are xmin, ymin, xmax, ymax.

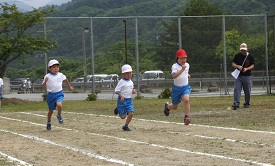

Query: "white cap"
<box><xmin>240</xmin><ymin>43</ymin><xmax>247</xmax><ymax>51</ymax></box>
<box><xmin>48</xmin><ymin>59</ymin><xmax>59</xmax><ymax>67</ymax></box>
<box><xmin>121</xmin><ymin>64</ymin><xmax>132</xmax><ymax>73</ymax></box>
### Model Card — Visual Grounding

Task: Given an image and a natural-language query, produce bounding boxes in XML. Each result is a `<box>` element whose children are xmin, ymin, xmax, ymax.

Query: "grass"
<box><xmin>1</xmin><ymin>95</ymin><xmax>275</xmax><ymax>132</ymax></box>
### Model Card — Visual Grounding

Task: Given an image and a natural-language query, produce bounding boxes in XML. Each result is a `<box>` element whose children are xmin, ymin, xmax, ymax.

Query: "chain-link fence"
<box><xmin>11</xmin><ymin>14</ymin><xmax>273</xmax><ymax>96</ymax></box>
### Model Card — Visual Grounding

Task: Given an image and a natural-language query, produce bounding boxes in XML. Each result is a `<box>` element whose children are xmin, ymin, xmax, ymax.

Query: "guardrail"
<box><xmin>10</xmin><ymin>75</ymin><xmax>271</xmax><ymax>94</ymax></box>
<box><xmin>69</xmin><ymin>76</ymin><xmax>271</xmax><ymax>88</ymax></box>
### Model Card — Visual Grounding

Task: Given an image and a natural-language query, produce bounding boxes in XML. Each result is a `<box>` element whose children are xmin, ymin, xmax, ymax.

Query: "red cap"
<box><xmin>176</xmin><ymin>49</ymin><xmax>187</xmax><ymax>58</ymax></box>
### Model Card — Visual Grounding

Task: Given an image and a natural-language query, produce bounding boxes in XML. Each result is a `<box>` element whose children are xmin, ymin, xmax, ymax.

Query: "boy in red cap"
<box><xmin>163</xmin><ymin>49</ymin><xmax>191</xmax><ymax>125</ymax></box>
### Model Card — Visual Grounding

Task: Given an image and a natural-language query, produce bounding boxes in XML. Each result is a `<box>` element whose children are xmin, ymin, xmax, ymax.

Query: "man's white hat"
<box><xmin>48</xmin><ymin>59</ymin><xmax>59</xmax><ymax>67</ymax></box>
<box><xmin>240</xmin><ymin>43</ymin><xmax>248</xmax><ymax>51</ymax></box>
<box><xmin>121</xmin><ymin>64</ymin><xmax>132</xmax><ymax>73</ymax></box>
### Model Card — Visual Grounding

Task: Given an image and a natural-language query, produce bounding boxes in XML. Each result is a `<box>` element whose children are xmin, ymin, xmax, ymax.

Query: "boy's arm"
<box><xmin>42</xmin><ymin>77</ymin><xmax>48</xmax><ymax>89</ymax></box>
<box><xmin>64</xmin><ymin>79</ymin><xmax>74</xmax><ymax>91</ymax></box>
<box><xmin>1</xmin><ymin>85</ymin><xmax>4</xmax><ymax>95</ymax></box>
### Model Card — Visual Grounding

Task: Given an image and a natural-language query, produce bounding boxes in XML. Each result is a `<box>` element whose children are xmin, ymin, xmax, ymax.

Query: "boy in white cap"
<box><xmin>114</xmin><ymin>64</ymin><xmax>136</xmax><ymax>131</ymax></box>
<box><xmin>42</xmin><ymin>59</ymin><xmax>74</xmax><ymax>130</ymax></box>
<box><xmin>164</xmin><ymin>49</ymin><xmax>191</xmax><ymax>125</ymax></box>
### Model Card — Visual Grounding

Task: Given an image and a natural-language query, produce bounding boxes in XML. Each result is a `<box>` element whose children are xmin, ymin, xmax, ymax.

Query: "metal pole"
<box><xmin>90</xmin><ymin>18</ymin><xmax>95</xmax><ymax>94</ymax></box>
<box><xmin>178</xmin><ymin>17</ymin><xmax>182</xmax><ymax>48</ymax></box>
<box><xmin>264</xmin><ymin>14</ymin><xmax>269</xmax><ymax>94</ymax></box>
<box><xmin>135</xmin><ymin>17</ymin><xmax>140</xmax><ymax>97</ymax></box>
<box><xmin>123</xmin><ymin>20</ymin><xmax>128</xmax><ymax>64</ymax></box>
<box><xmin>222</xmin><ymin>15</ymin><xmax>229</xmax><ymax>95</ymax></box>
<box><xmin>44</xmin><ymin>22</ymin><xmax>48</xmax><ymax>75</ymax></box>
<box><xmin>82</xmin><ymin>29</ymin><xmax>87</xmax><ymax>92</ymax></box>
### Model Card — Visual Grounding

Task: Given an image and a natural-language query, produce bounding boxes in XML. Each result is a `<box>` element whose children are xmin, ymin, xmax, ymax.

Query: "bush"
<box><xmin>158</xmin><ymin>88</ymin><xmax>171</xmax><ymax>99</ymax></box>
<box><xmin>86</xmin><ymin>93</ymin><xmax>97</xmax><ymax>101</ymax></box>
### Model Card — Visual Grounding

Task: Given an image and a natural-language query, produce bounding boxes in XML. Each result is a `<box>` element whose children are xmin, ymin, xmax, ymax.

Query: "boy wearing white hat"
<box><xmin>114</xmin><ymin>64</ymin><xmax>136</xmax><ymax>131</ymax></box>
<box><xmin>42</xmin><ymin>59</ymin><xmax>74</xmax><ymax>130</ymax></box>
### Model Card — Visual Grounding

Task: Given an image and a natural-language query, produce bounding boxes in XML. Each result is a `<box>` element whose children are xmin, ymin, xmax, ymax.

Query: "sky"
<box><xmin>9</xmin><ymin>0</ymin><xmax>71</xmax><ymax>8</ymax></box>
<box><xmin>23</xmin><ymin>0</ymin><xmax>51</xmax><ymax>8</ymax></box>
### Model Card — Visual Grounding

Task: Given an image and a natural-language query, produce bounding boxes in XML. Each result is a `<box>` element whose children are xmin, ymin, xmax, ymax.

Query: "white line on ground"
<box><xmin>65</xmin><ymin>112</ymin><xmax>275</xmax><ymax>135</ymax></box>
<box><xmin>167</xmin><ymin>131</ymin><xmax>275</xmax><ymax>148</ymax></box>
<box><xmin>16</xmin><ymin>112</ymin><xmax>275</xmax><ymax>148</ymax></box>
<box><xmin>0</xmin><ymin>128</ymin><xmax>135</xmax><ymax>166</ymax></box>
<box><xmin>0</xmin><ymin>113</ymin><xmax>273</xmax><ymax>166</ymax></box>
<box><xmin>0</xmin><ymin>151</ymin><xmax>32</xmax><ymax>166</ymax></box>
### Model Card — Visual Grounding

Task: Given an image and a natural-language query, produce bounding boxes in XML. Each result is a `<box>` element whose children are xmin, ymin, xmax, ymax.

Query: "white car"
<box><xmin>101</xmin><ymin>74</ymin><xmax>119</xmax><ymax>88</ymax></box>
<box><xmin>142</xmin><ymin>70</ymin><xmax>165</xmax><ymax>80</ymax></box>
<box><xmin>87</xmin><ymin>74</ymin><xmax>108</xmax><ymax>82</ymax></box>
<box><xmin>72</xmin><ymin>77</ymin><xmax>84</xmax><ymax>83</ymax></box>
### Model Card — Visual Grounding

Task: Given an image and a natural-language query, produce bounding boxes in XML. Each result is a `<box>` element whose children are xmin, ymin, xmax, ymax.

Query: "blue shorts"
<box><xmin>46</xmin><ymin>91</ymin><xmax>64</xmax><ymax>111</ymax></box>
<box><xmin>171</xmin><ymin>84</ymin><xmax>191</xmax><ymax>105</ymax></box>
<box><xmin>117</xmin><ymin>97</ymin><xmax>134</xmax><ymax>116</ymax></box>
<box><xmin>0</xmin><ymin>88</ymin><xmax>2</xmax><ymax>99</ymax></box>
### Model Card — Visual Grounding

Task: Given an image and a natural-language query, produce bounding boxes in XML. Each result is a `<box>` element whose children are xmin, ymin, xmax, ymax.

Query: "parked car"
<box><xmin>72</xmin><ymin>77</ymin><xmax>84</xmax><ymax>83</ymax></box>
<box><xmin>33</xmin><ymin>79</ymin><xmax>44</xmax><ymax>87</ymax></box>
<box><xmin>142</xmin><ymin>70</ymin><xmax>165</xmax><ymax>80</ymax></box>
<box><xmin>132</xmin><ymin>73</ymin><xmax>142</xmax><ymax>82</ymax></box>
<box><xmin>101</xmin><ymin>74</ymin><xmax>119</xmax><ymax>88</ymax></box>
<box><xmin>70</xmin><ymin>77</ymin><xmax>85</xmax><ymax>88</ymax></box>
<box><xmin>10</xmin><ymin>78</ymin><xmax>27</xmax><ymax>90</ymax></box>
<box><xmin>87</xmin><ymin>74</ymin><xmax>108</xmax><ymax>82</ymax></box>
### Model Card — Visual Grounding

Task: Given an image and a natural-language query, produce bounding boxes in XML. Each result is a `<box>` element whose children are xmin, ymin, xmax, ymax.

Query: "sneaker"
<box><xmin>232</xmin><ymin>105</ymin><xmax>239</xmax><ymax>110</ymax></box>
<box><xmin>114</xmin><ymin>107</ymin><xmax>118</xmax><ymax>115</ymax></box>
<box><xmin>46</xmin><ymin>122</ymin><xmax>51</xmax><ymax>130</ymax></box>
<box><xmin>122</xmin><ymin>125</ymin><xmax>131</xmax><ymax>131</ymax></box>
<box><xmin>184</xmin><ymin>116</ymin><xmax>191</xmax><ymax>125</ymax></box>
<box><xmin>244</xmin><ymin>103</ymin><xmax>250</xmax><ymax>108</ymax></box>
<box><xmin>57</xmin><ymin>114</ymin><xmax>64</xmax><ymax>124</ymax></box>
<box><xmin>164</xmin><ymin>102</ymin><xmax>170</xmax><ymax>116</ymax></box>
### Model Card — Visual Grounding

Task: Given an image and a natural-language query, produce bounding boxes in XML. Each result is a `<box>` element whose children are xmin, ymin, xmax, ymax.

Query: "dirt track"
<box><xmin>0</xmin><ymin>111</ymin><xmax>274</xmax><ymax>166</ymax></box>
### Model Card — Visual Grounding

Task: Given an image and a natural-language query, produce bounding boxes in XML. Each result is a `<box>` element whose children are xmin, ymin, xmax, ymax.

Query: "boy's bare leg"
<box><xmin>56</xmin><ymin>102</ymin><xmax>62</xmax><ymax>115</ymax></box>
<box><xmin>125</xmin><ymin>112</ymin><xmax>133</xmax><ymax>126</ymax></box>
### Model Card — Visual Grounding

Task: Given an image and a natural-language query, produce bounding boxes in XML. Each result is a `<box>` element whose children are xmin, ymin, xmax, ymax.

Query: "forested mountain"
<box><xmin>52</xmin><ymin>0</ymin><xmax>275</xmax><ymax>16</ymax></box>
<box><xmin>5</xmin><ymin>0</ymin><xmax>275</xmax><ymax>80</ymax></box>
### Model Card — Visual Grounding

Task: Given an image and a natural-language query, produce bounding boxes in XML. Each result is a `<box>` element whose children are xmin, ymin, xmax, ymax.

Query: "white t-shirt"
<box><xmin>0</xmin><ymin>78</ymin><xmax>3</xmax><ymax>87</ymax></box>
<box><xmin>115</xmin><ymin>78</ymin><xmax>134</xmax><ymax>99</ymax></box>
<box><xmin>171</xmin><ymin>62</ymin><xmax>190</xmax><ymax>86</ymax></box>
<box><xmin>43</xmin><ymin>72</ymin><xmax>67</xmax><ymax>93</ymax></box>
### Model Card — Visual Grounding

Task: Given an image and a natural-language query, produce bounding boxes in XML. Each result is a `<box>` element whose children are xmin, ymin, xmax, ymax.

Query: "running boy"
<box><xmin>114</xmin><ymin>64</ymin><xmax>136</xmax><ymax>131</ymax></box>
<box><xmin>163</xmin><ymin>49</ymin><xmax>191</xmax><ymax>125</ymax></box>
<box><xmin>42</xmin><ymin>59</ymin><xmax>74</xmax><ymax>130</ymax></box>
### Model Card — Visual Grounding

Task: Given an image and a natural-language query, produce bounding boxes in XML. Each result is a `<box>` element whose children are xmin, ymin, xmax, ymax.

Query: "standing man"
<box><xmin>232</xmin><ymin>43</ymin><xmax>254</xmax><ymax>110</ymax></box>
<box><xmin>0</xmin><ymin>77</ymin><xmax>4</xmax><ymax>110</ymax></box>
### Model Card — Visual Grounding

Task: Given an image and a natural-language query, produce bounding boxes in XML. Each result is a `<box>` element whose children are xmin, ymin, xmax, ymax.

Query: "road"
<box><xmin>3</xmin><ymin>87</ymin><xmax>269</xmax><ymax>101</ymax></box>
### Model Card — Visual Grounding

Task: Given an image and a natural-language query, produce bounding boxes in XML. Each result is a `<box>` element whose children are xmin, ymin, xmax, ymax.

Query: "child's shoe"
<box><xmin>46</xmin><ymin>122</ymin><xmax>51</xmax><ymax>130</ymax></box>
<box><xmin>164</xmin><ymin>102</ymin><xmax>170</xmax><ymax>116</ymax></box>
<box><xmin>114</xmin><ymin>107</ymin><xmax>118</xmax><ymax>115</ymax></box>
<box><xmin>57</xmin><ymin>114</ymin><xmax>64</xmax><ymax>124</ymax></box>
<box><xmin>184</xmin><ymin>116</ymin><xmax>190</xmax><ymax>125</ymax></box>
<box><xmin>122</xmin><ymin>125</ymin><xmax>131</xmax><ymax>131</ymax></box>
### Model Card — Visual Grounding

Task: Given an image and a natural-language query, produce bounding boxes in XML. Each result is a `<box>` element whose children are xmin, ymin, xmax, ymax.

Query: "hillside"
<box><xmin>5</xmin><ymin>0</ymin><xmax>275</xmax><ymax>80</ymax></box>
<box><xmin>51</xmin><ymin>0</ymin><xmax>275</xmax><ymax>17</ymax></box>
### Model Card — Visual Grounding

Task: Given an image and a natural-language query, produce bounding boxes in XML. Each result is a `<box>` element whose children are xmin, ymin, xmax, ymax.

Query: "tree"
<box><xmin>215</xmin><ymin>28</ymin><xmax>266</xmax><ymax>70</ymax></box>
<box><xmin>156</xmin><ymin>0</ymin><xmax>224</xmax><ymax>72</ymax></box>
<box><xmin>0</xmin><ymin>3</ymin><xmax>56</xmax><ymax>77</ymax></box>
